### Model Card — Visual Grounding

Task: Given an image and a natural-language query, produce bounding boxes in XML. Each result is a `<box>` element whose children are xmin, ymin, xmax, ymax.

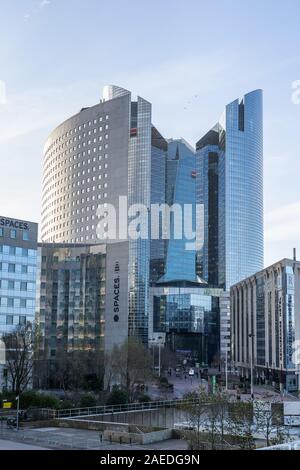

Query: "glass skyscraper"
<box><xmin>196</xmin><ymin>90</ymin><xmax>264</xmax><ymax>290</ymax></box>
<box><xmin>159</xmin><ymin>139</ymin><xmax>200</xmax><ymax>283</ymax></box>
<box><xmin>42</xmin><ymin>85</ymin><xmax>169</xmax><ymax>344</ymax></box>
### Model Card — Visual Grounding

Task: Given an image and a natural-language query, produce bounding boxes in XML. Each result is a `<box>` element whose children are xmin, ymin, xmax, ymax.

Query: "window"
<box><xmin>8</xmin><ymin>264</ymin><xmax>15</xmax><ymax>273</ymax></box>
<box><xmin>8</xmin><ymin>280</ymin><xmax>14</xmax><ymax>290</ymax></box>
<box><xmin>0</xmin><ymin>228</ymin><xmax>3</xmax><ymax>237</ymax></box>
<box><xmin>21</xmin><ymin>265</ymin><xmax>28</xmax><ymax>274</ymax></box>
<box><xmin>19</xmin><ymin>316</ymin><xmax>26</xmax><ymax>326</ymax></box>
<box><xmin>7</xmin><ymin>298</ymin><xmax>14</xmax><ymax>307</ymax></box>
<box><xmin>6</xmin><ymin>315</ymin><xmax>13</xmax><ymax>325</ymax></box>
<box><xmin>20</xmin><ymin>282</ymin><xmax>27</xmax><ymax>291</ymax></box>
<box><xmin>10</xmin><ymin>229</ymin><xmax>16</xmax><ymax>239</ymax></box>
<box><xmin>20</xmin><ymin>299</ymin><xmax>26</xmax><ymax>308</ymax></box>
<box><xmin>23</xmin><ymin>231</ymin><xmax>29</xmax><ymax>241</ymax></box>
<box><xmin>9</xmin><ymin>246</ymin><xmax>16</xmax><ymax>255</ymax></box>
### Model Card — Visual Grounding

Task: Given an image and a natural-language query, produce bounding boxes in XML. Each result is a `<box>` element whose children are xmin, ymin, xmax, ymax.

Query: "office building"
<box><xmin>0</xmin><ymin>215</ymin><xmax>38</xmax><ymax>391</ymax></box>
<box><xmin>196</xmin><ymin>90</ymin><xmax>264</xmax><ymax>290</ymax></box>
<box><xmin>158</xmin><ymin>139</ymin><xmax>199</xmax><ymax>284</ymax></box>
<box><xmin>231</xmin><ymin>257</ymin><xmax>300</xmax><ymax>392</ymax></box>
<box><xmin>41</xmin><ymin>85</ymin><xmax>169</xmax><ymax>343</ymax></box>
<box><xmin>35</xmin><ymin>241</ymin><xmax>128</xmax><ymax>388</ymax></box>
<box><xmin>149</xmin><ymin>283</ymin><xmax>223</xmax><ymax>365</ymax></box>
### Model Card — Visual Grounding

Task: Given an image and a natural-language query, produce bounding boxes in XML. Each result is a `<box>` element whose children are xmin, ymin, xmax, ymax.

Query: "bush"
<box><xmin>79</xmin><ymin>394</ymin><xmax>97</xmax><ymax>408</ymax></box>
<box><xmin>138</xmin><ymin>393</ymin><xmax>151</xmax><ymax>403</ymax></box>
<box><xmin>59</xmin><ymin>399</ymin><xmax>74</xmax><ymax>409</ymax></box>
<box><xmin>19</xmin><ymin>391</ymin><xmax>60</xmax><ymax>409</ymax></box>
<box><xmin>159</xmin><ymin>376</ymin><xmax>169</xmax><ymax>385</ymax></box>
<box><xmin>106</xmin><ymin>386</ymin><xmax>128</xmax><ymax>406</ymax></box>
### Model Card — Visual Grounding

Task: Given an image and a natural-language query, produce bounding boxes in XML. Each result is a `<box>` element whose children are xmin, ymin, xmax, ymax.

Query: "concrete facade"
<box><xmin>231</xmin><ymin>258</ymin><xmax>300</xmax><ymax>392</ymax></box>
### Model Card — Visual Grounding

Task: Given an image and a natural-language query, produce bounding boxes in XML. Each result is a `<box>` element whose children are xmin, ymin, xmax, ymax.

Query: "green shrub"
<box><xmin>19</xmin><ymin>390</ymin><xmax>60</xmax><ymax>409</ymax></box>
<box><xmin>138</xmin><ymin>393</ymin><xmax>151</xmax><ymax>403</ymax></box>
<box><xmin>79</xmin><ymin>394</ymin><xmax>97</xmax><ymax>408</ymax></box>
<box><xmin>106</xmin><ymin>386</ymin><xmax>128</xmax><ymax>406</ymax></box>
<box><xmin>159</xmin><ymin>376</ymin><xmax>169</xmax><ymax>385</ymax></box>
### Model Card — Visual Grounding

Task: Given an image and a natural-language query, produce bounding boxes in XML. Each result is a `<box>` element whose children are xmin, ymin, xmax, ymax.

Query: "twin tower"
<box><xmin>41</xmin><ymin>85</ymin><xmax>263</xmax><ymax>343</ymax></box>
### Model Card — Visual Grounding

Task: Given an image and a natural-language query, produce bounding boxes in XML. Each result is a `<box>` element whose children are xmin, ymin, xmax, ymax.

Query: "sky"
<box><xmin>0</xmin><ymin>0</ymin><xmax>300</xmax><ymax>267</ymax></box>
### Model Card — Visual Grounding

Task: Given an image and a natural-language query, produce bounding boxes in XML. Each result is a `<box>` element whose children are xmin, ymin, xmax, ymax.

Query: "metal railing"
<box><xmin>55</xmin><ymin>398</ymin><xmax>193</xmax><ymax>419</ymax></box>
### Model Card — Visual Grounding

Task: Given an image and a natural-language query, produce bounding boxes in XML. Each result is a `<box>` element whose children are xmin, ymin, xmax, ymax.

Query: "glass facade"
<box><xmin>36</xmin><ymin>243</ymin><xmax>106</xmax><ymax>357</ymax></box>
<box><xmin>160</xmin><ymin>139</ymin><xmax>198</xmax><ymax>283</ymax></box>
<box><xmin>150</xmin><ymin>127</ymin><xmax>168</xmax><ymax>283</ymax></box>
<box><xmin>128</xmin><ymin>96</ymin><xmax>152</xmax><ymax>342</ymax></box>
<box><xmin>196</xmin><ymin>90</ymin><xmax>264</xmax><ymax>290</ymax></box>
<box><xmin>196</xmin><ymin>139</ymin><xmax>225</xmax><ymax>287</ymax></box>
<box><xmin>0</xmin><ymin>218</ymin><xmax>37</xmax><ymax>335</ymax></box>
<box><xmin>151</xmin><ymin>286</ymin><xmax>223</xmax><ymax>365</ymax></box>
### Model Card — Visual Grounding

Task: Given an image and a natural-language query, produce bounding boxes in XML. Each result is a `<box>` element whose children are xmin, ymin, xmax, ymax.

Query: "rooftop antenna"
<box><xmin>293</xmin><ymin>248</ymin><xmax>297</xmax><ymax>261</ymax></box>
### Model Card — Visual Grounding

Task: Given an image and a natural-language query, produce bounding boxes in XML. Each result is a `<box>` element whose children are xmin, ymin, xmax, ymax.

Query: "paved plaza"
<box><xmin>0</xmin><ymin>426</ymin><xmax>188</xmax><ymax>451</ymax></box>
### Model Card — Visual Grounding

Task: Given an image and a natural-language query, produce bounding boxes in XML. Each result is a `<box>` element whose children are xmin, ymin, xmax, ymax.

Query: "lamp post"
<box><xmin>249</xmin><ymin>333</ymin><xmax>255</xmax><ymax>400</ymax></box>
<box><xmin>225</xmin><ymin>350</ymin><xmax>228</xmax><ymax>392</ymax></box>
<box><xmin>16</xmin><ymin>395</ymin><xmax>20</xmax><ymax>431</ymax></box>
<box><xmin>149</xmin><ymin>336</ymin><xmax>164</xmax><ymax>377</ymax></box>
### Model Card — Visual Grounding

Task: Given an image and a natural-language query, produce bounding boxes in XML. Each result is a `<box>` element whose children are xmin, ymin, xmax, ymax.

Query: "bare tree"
<box><xmin>3</xmin><ymin>324</ymin><xmax>34</xmax><ymax>395</ymax></box>
<box><xmin>254</xmin><ymin>399</ymin><xmax>285</xmax><ymax>447</ymax></box>
<box><xmin>110</xmin><ymin>337</ymin><xmax>152</xmax><ymax>402</ymax></box>
<box><xmin>182</xmin><ymin>388</ymin><xmax>232</xmax><ymax>450</ymax></box>
<box><xmin>228</xmin><ymin>401</ymin><xmax>255</xmax><ymax>449</ymax></box>
<box><xmin>181</xmin><ymin>387</ymin><xmax>210</xmax><ymax>450</ymax></box>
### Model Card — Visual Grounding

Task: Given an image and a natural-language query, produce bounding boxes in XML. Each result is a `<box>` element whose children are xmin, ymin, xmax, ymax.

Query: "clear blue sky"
<box><xmin>0</xmin><ymin>0</ymin><xmax>300</xmax><ymax>266</ymax></box>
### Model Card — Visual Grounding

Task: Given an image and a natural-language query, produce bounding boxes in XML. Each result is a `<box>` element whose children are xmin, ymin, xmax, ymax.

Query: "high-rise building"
<box><xmin>231</xmin><ymin>258</ymin><xmax>300</xmax><ymax>393</ymax></box>
<box><xmin>0</xmin><ymin>216</ymin><xmax>38</xmax><ymax>390</ymax></box>
<box><xmin>158</xmin><ymin>139</ymin><xmax>199</xmax><ymax>283</ymax></box>
<box><xmin>196</xmin><ymin>90</ymin><xmax>264</xmax><ymax>290</ymax></box>
<box><xmin>42</xmin><ymin>85</ymin><xmax>169</xmax><ymax>343</ymax></box>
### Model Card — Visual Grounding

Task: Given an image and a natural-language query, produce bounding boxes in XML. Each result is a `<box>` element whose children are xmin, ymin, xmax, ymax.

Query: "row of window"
<box><xmin>45</xmin><ymin>114</ymin><xmax>109</xmax><ymax>156</ymax></box>
<box><xmin>42</xmin><ymin>154</ymin><xmax>109</xmax><ymax>200</ymax></box>
<box><xmin>0</xmin><ymin>279</ymin><xmax>34</xmax><ymax>291</ymax></box>
<box><xmin>43</xmin><ymin>142</ymin><xmax>109</xmax><ymax>183</ymax></box>
<box><xmin>0</xmin><ymin>228</ymin><xmax>29</xmax><ymax>240</ymax></box>
<box><xmin>0</xmin><ymin>246</ymin><xmax>36</xmax><ymax>257</ymax></box>
<box><xmin>0</xmin><ymin>314</ymin><xmax>28</xmax><ymax>326</ymax></box>
<box><xmin>0</xmin><ymin>297</ymin><xmax>34</xmax><ymax>307</ymax></box>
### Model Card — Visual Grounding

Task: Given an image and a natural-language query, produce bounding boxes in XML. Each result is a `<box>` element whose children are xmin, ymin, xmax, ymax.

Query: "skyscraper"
<box><xmin>159</xmin><ymin>139</ymin><xmax>199</xmax><ymax>284</ymax></box>
<box><xmin>41</xmin><ymin>85</ymin><xmax>167</xmax><ymax>343</ymax></box>
<box><xmin>196</xmin><ymin>90</ymin><xmax>264</xmax><ymax>290</ymax></box>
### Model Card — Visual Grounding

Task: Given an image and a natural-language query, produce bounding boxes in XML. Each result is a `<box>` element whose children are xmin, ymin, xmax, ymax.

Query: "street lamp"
<box><xmin>225</xmin><ymin>349</ymin><xmax>228</xmax><ymax>392</ymax></box>
<box><xmin>249</xmin><ymin>333</ymin><xmax>255</xmax><ymax>400</ymax></box>
<box><xmin>149</xmin><ymin>336</ymin><xmax>164</xmax><ymax>377</ymax></box>
<box><xmin>16</xmin><ymin>395</ymin><xmax>20</xmax><ymax>431</ymax></box>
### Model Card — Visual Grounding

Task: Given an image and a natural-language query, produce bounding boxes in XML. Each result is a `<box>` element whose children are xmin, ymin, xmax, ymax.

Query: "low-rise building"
<box><xmin>231</xmin><ymin>258</ymin><xmax>300</xmax><ymax>393</ymax></box>
<box><xmin>0</xmin><ymin>215</ymin><xmax>38</xmax><ymax>391</ymax></box>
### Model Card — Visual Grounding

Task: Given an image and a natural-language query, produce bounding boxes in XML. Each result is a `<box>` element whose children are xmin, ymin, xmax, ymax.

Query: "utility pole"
<box><xmin>225</xmin><ymin>351</ymin><xmax>228</xmax><ymax>391</ymax></box>
<box><xmin>249</xmin><ymin>333</ymin><xmax>255</xmax><ymax>400</ymax></box>
<box><xmin>16</xmin><ymin>395</ymin><xmax>20</xmax><ymax>431</ymax></box>
<box><xmin>158</xmin><ymin>341</ymin><xmax>161</xmax><ymax>378</ymax></box>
